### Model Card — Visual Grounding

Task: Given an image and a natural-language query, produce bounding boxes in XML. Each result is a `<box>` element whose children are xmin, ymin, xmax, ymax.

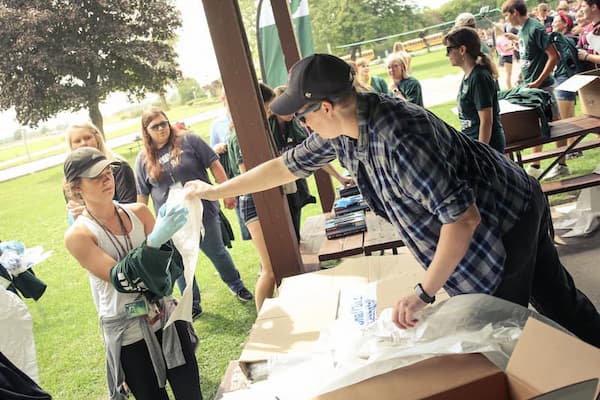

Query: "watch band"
<box><xmin>414</xmin><ymin>283</ymin><xmax>436</xmax><ymax>304</ymax></box>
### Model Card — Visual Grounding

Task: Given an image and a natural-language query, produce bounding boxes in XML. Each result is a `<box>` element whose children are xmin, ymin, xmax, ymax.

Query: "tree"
<box><xmin>308</xmin><ymin>0</ymin><xmax>424</xmax><ymax>55</ymax></box>
<box><xmin>177</xmin><ymin>77</ymin><xmax>203</xmax><ymax>104</ymax></box>
<box><xmin>0</xmin><ymin>0</ymin><xmax>182</xmax><ymax>133</ymax></box>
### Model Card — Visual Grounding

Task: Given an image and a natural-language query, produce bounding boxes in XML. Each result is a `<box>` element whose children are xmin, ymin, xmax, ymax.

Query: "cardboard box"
<box><xmin>555</xmin><ymin>68</ymin><xmax>600</xmax><ymax>118</ymax></box>
<box><xmin>238</xmin><ymin>252</ymin><xmax>449</xmax><ymax>375</ymax></box>
<box><xmin>499</xmin><ymin>100</ymin><xmax>542</xmax><ymax>144</ymax></box>
<box><xmin>313</xmin><ymin>318</ymin><xmax>600</xmax><ymax>400</ymax></box>
<box><xmin>236</xmin><ymin>253</ymin><xmax>600</xmax><ymax>399</ymax></box>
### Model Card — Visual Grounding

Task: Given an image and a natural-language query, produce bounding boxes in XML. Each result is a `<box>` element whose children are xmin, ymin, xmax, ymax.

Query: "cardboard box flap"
<box><xmin>499</xmin><ymin>99</ymin><xmax>534</xmax><ymax>114</ymax></box>
<box><xmin>529</xmin><ymin>379</ymin><xmax>599</xmax><ymax>400</ymax></box>
<box><xmin>506</xmin><ymin>318</ymin><xmax>600</xmax><ymax>396</ymax></box>
<box><xmin>555</xmin><ymin>74</ymin><xmax>600</xmax><ymax>93</ymax></box>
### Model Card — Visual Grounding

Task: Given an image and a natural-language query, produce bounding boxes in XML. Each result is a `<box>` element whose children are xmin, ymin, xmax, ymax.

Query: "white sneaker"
<box><xmin>544</xmin><ymin>164</ymin><xmax>570</xmax><ymax>180</ymax></box>
<box><xmin>526</xmin><ymin>165</ymin><xmax>542</xmax><ymax>179</ymax></box>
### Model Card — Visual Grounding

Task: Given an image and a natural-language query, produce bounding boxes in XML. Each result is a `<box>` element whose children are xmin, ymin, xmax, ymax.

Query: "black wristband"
<box><xmin>414</xmin><ymin>283</ymin><xmax>436</xmax><ymax>304</ymax></box>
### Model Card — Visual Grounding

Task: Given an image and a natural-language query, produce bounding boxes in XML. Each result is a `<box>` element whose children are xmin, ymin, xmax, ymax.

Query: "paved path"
<box><xmin>2</xmin><ymin>67</ymin><xmax>504</xmax><ymax>183</ymax></box>
<box><xmin>0</xmin><ymin>108</ymin><xmax>222</xmax><ymax>182</ymax></box>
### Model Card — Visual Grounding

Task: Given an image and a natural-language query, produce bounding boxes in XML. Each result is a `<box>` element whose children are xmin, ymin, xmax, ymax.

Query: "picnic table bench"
<box><xmin>505</xmin><ymin>115</ymin><xmax>600</xmax><ymax>196</ymax></box>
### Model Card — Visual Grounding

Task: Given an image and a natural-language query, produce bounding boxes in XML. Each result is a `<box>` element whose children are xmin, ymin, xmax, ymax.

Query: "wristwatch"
<box><xmin>414</xmin><ymin>283</ymin><xmax>436</xmax><ymax>304</ymax></box>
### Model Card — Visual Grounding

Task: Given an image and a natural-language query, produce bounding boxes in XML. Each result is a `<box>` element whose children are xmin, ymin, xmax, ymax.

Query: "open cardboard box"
<box><xmin>236</xmin><ymin>252</ymin><xmax>600</xmax><ymax>399</ymax></box>
<box><xmin>556</xmin><ymin>68</ymin><xmax>600</xmax><ymax>118</ymax></box>
<box><xmin>312</xmin><ymin>318</ymin><xmax>600</xmax><ymax>400</ymax></box>
<box><xmin>238</xmin><ymin>252</ymin><xmax>448</xmax><ymax>377</ymax></box>
<box><xmin>499</xmin><ymin>100</ymin><xmax>542</xmax><ymax>144</ymax></box>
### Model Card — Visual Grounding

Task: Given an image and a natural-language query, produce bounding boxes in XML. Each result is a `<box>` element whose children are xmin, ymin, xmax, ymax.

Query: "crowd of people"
<box><xmin>58</xmin><ymin>0</ymin><xmax>600</xmax><ymax>398</ymax></box>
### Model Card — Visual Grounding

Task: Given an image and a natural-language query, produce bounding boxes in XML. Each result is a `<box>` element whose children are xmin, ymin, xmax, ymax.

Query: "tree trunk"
<box><xmin>88</xmin><ymin>100</ymin><xmax>104</xmax><ymax>139</ymax></box>
<box><xmin>159</xmin><ymin>90</ymin><xmax>169</xmax><ymax>111</ymax></box>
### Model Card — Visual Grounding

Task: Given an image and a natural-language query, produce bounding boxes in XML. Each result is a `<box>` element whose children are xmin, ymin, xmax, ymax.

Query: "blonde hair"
<box><xmin>65</xmin><ymin>121</ymin><xmax>121</xmax><ymax>161</ymax></box>
<box><xmin>392</xmin><ymin>41</ymin><xmax>406</xmax><ymax>53</ymax></box>
<box><xmin>386</xmin><ymin>52</ymin><xmax>410</xmax><ymax>80</ymax></box>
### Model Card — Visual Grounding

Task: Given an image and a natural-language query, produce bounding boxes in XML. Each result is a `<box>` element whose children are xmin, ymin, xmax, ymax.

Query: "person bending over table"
<box><xmin>185</xmin><ymin>54</ymin><xmax>600</xmax><ymax>348</ymax></box>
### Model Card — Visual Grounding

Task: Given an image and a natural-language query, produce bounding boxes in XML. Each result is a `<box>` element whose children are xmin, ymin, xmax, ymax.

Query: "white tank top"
<box><xmin>75</xmin><ymin>203</ymin><xmax>151</xmax><ymax>345</ymax></box>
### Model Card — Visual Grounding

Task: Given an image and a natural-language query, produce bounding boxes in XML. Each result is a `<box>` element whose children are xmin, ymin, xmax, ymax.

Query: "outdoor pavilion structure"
<box><xmin>201</xmin><ymin>1</ymin><xmax>336</xmax><ymax>284</ymax></box>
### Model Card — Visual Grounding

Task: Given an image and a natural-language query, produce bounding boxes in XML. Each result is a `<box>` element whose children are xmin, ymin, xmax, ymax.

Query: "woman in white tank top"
<box><xmin>63</xmin><ymin>147</ymin><xmax>202</xmax><ymax>399</ymax></box>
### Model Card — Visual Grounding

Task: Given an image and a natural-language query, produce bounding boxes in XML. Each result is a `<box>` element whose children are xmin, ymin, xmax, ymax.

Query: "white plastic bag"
<box><xmin>164</xmin><ymin>186</ymin><xmax>204</xmax><ymax>327</ymax></box>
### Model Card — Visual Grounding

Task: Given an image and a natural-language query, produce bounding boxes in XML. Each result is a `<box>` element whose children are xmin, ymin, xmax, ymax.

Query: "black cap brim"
<box><xmin>269</xmin><ymin>90</ymin><xmax>309</xmax><ymax>116</ymax></box>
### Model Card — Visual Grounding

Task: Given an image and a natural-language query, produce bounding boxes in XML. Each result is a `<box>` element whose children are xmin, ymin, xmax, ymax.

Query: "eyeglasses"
<box><xmin>90</xmin><ymin>165</ymin><xmax>115</xmax><ymax>181</ymax></box>
<box><xmin>294</xmin><ymin>102</ymin><xmax>322</xmax><ymax>123</ymax></box>
<box><xmin>446</xmin><ymin>45</ymin><xmax>461</xmax><ymax>55</ymax></box>
<box><xmin>147</xmin><ymin>120</ymin><xmax>170</xmax><ymax>132</ymax></box>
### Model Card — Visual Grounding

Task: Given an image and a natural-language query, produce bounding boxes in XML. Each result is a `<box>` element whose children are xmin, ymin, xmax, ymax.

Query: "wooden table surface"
<box><xmin>300</xmin><ymin>211</ymin><xmax>404</xmax><ymax>263</ymax></box>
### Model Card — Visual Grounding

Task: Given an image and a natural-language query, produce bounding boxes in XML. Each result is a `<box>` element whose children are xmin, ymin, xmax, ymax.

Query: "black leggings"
<box><xmin>120</xmin><ymin>320</ymin><xmax>202</xmax><ymax>399</ymax></box>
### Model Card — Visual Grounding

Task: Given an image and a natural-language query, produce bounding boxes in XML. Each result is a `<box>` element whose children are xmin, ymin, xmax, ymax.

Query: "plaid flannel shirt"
<box><xmin>283</xmin><ymin>92</ymin><xmax>532</xmax><ymax>295</ymax></box>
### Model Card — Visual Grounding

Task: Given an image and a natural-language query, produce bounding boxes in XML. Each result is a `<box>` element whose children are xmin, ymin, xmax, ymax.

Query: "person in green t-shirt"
<box><xmin>502</xmin><ymin>0</ymin><xmax>567</xmax><ymax>179</ymax></box>
<box><xmin>386</xmin><ymin>52</ymin><xmax>424</xmax><ymax>107</ymax></box>
<box><xmin>355</xmin><ymin>57</ymin><xmax>389</xmax><ymax>94</ymax></box>
<box><xmin>445</xmin><ymin>27</ymin><xmax>506</xmax><ymax>153</ymax></box>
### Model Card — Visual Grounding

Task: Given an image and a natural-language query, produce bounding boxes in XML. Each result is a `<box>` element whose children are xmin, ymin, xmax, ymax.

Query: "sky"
<box><xmin>1</xmin><ymin>0</ymin><xmax>451</xmax><ymax>138</ymax></box>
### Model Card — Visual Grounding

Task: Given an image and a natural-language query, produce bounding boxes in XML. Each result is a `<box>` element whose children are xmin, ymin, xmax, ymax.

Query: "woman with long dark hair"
<box><xmin>135</xmin><ymin>109</ymin><xmax>253</xmax><ymax>318</ymax></box>
<box><xmin>445</xmin><ymin>26</ymin><xmax>506</xmax><ymax>153</ymax></box>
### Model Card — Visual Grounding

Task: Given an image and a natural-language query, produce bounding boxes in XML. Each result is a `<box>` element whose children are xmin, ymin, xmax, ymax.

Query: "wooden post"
<box><xmin>202</xmin><ymin>0</ymin><xmax>302</xmax><ymax>283</ymax></box>
<box><xmin>270</xmin><ymin>0</ymin><xmax>336</xmax><ymax>213</ymax></box>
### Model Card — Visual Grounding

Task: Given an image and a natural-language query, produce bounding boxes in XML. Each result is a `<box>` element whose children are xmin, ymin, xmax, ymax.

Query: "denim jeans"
<box><xmin>235</xmin><ymin>196</ymin><xmax>251</xmax><ymax>241</ymax></box>
<box><xmin>176</xmin><ymin>213</ymin><xmax>245</xmax><ymax>311</ymax></box>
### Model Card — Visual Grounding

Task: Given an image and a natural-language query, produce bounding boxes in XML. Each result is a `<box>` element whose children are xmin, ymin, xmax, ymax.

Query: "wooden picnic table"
<box><xmin>300</xmin><ymin>211</ymin><xmax>404</xmax><ymax>265</ymax></box>
<box><xmin>505</xmin><ymin>115</ymin><xmax>600</xmax><ymax>180</ymax></box>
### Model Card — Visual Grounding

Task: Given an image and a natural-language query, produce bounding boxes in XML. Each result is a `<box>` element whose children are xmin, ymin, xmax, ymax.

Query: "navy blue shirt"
<box><xmin>135</xmin><ymin>133</ymin><xmax>220</xmax><ymax>222</ymax></box>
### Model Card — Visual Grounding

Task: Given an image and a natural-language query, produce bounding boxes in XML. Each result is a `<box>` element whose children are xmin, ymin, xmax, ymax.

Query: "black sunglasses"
<box><xmin>148</xmin><ymin>120</ymin><xmax>170</xmax><ymax>132</ymax></box>
<box><xmin>446</xmin><ymin>45</ymin><xmax>461</xmax><ymax>55</ymax></box>
<box><xmin>294</xmin><ymin>102</ymin><xmax>322</xmax><ymax>123</ymax></box>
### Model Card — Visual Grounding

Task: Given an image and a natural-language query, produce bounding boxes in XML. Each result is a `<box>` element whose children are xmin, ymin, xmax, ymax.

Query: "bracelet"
<box><xmin>584</xmin><ymin>53</ymin><xmax>589</xmax><ymax>61</ymax></box>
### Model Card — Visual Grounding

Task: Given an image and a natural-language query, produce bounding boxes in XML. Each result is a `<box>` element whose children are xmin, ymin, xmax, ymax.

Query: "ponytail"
<box><xmin>477</xmin><ymin>52</ymin><xmax>499</xmax><ymax>80</ymax></box>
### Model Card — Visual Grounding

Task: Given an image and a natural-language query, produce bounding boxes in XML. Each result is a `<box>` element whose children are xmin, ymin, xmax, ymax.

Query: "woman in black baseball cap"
<box><xmin>185</xmin><ymin>53</ymin><xmax>600</xmax><ymax>348</ymax></box>
<box><xmin>63</xmin><ymin>147</ymin><xmax>202</xmax><ymax>399</ymax></box>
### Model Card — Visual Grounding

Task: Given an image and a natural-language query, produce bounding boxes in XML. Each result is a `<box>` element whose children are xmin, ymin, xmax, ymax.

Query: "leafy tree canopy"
<box><xmin>0</xmin><ymin>0</ymin><xmax>182</xmax><ymax>130</ymax></box>
<box><xmin>309</xmin><ymin>0</ymin><xmax>425</xmax><ymax>53</ymax></box>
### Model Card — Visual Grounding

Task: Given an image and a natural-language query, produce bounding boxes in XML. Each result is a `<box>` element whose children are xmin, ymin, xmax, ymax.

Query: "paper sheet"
<box><xmin>553</xmin><ymin>186</ymin><xmax>600</xmax><ymax>237</ymax></box>
<box><xmin>164</xmin><ymin>187</ymin><xmax>204</xmax><ymax>327</ymax></box>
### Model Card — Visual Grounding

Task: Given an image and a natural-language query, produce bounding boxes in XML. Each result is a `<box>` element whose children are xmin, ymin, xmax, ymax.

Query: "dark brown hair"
<box><xmin>444</xmin><ymin>26</ymin><xmax>499</xmax><ymax>80</ymax></box>
<box><xmin>502</xmin><ymin>0</ymin><xmax>527</xmax><ymax>16</ymax></box>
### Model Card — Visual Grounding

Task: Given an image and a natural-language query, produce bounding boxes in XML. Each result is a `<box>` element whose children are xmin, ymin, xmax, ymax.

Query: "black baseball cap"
<box><xmin>270</xmin><ymin>53</ymin><xmax>354</xmax><ymax>116</ymax></box>
<box><xmin>64</xmin><ymin>147</ymin><xmax>116</xmax><ymax>182</ymax></box>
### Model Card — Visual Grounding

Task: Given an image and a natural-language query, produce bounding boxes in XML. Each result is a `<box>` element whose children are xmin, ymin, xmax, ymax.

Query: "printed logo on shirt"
<box><xmin>159</xmin><ymin>152</ymin><xmax>172</xmax><ymax>166</ymax></box>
